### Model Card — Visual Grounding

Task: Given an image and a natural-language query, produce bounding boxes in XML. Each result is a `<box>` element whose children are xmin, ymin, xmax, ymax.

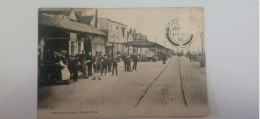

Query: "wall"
<box><xmin>107</xmin><ymin>21</ymin><xmax>127</xmax><ymax>43</ymax></box>
<box><xmin>91</xmin><ymin>35</ymin><xmax>106</xmax><ymax>55</ymax></box>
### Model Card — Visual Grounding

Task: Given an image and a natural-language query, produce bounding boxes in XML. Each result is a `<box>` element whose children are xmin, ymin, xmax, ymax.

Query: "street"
<box><xmin>38</xmin><ymin>56</ymin><xmax>208</xmax><ymax>118</ymax></box>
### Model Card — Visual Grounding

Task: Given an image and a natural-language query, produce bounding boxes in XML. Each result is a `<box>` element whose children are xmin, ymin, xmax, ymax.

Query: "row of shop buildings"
<box><xmin>38</xmin><ymin>8</ymin><xmax>172</xmax><ymax>62</ymax></box>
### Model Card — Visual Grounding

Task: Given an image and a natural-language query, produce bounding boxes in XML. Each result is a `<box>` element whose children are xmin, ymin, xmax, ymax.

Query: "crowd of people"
<box><xmin>39</xmin><ymin>50</ymin><xmax>141</xmax><ymax>85</ymax></box>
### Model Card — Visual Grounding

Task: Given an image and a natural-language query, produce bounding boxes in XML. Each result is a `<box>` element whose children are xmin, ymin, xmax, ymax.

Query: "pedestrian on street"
<box><xmin>106</xmin><ymin>51</ymin><xmax>112</xmax><ymax>72</ymax></box>
<box><xmin>194</xmin><ymin>52</ymin><xmax>197</xmax><ymax>62</ymax></box>
<box><xmin>126</xmin><ymin>55</ymin><xmax>132</xmax><ymax>72</ymax></box>
<box><xmin>122</xmin><ymin>53</ymin><xmax>127</xmax><ymax>71</ymax></box>
<box><xmin>162</xmin><ymin>53</ymin><xmax>167</xmax><ymax>64</ymax></box>
<box><xmin>112</xmin><ymin>53</ymin><xmax>120</xmax><ymax>76</ymax></box>
<box><xmin>99</xmin><ymin>51</ymin><xmax>103</xmax><ymax>59</ymax></box>
<box><xmin>101</xmin><ymin>55</ymin><xmax>108</xmax><ymax>76</ymax></box>
<box><xmin>132</xmin><ymin>54</ymin><xmax>139</xmax><ymax>71</ymax></box>
<box><xmin>93</xmin><ymin>51</ymin><xmax>102</xmax><ymax>80</ymax></box>
<box><xmin>71</xmin><ymin>57</ymin><xmax>80</xmax><ymax>82</ymax></box>
<box><xmin>50</xmin><ymin>51</ymin><xmax>60</xmax><ymax>83</ymax></box>
<box><xmin>78</xmin><ymin>50</ymin><xmax>88</xmax><ymax>78</ymax></box>
<box><xmin>86</xmin><ymin>51</ymin><xmax>92</xmax><ymax>76</ymax></box>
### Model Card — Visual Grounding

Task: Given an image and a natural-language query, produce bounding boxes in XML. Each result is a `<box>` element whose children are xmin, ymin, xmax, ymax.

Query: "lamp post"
<box><xmin>200</xmin><ymin>32</ymin><xmax>205</xmax><ymax>67</ymax></box>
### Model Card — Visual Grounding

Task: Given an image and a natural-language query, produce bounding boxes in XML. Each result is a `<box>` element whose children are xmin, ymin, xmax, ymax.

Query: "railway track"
<box><xmin>134</xmin><ymin>57</ymin><xmax>188</xmax><ymax>108</ymax></box>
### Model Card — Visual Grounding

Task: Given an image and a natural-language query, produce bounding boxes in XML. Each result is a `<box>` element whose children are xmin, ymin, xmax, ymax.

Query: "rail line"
<box><xmin>134</xmin><ymin>57</ymin><xmax>188</xmax><ymax>108</ymax></box>
<box><xmin>177</xmin><ymin>58</ymin><xmax>188</xmax><ymax>107</ymax></box>
<box><xmin>134</xmin><ymin>59</ymin><xmax>173</xmax><ymax>107</ymax></box>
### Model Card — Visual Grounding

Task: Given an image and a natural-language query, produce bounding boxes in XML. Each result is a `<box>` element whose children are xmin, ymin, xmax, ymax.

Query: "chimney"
<box><xmin>95</xmin><ymin>9</ymin><xmax>98</xmax><ymax>28</ymax></box>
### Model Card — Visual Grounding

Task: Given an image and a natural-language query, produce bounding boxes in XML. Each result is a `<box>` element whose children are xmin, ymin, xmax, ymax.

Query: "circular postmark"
<box><xmin>165</xmin><ymin>18</ymin><xmax>193</xmax><ymax>47</ymax></box>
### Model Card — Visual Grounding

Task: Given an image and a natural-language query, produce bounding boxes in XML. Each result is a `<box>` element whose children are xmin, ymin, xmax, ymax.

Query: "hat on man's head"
<box><xmin>61</xmin><ymin>50</ymin><xmax>67</xmax><ymax>53</ymax></box>
<box><xmin>96</xmin><ymin>51</ymin><xmax>99</xmax><ymax>54</ymax></box>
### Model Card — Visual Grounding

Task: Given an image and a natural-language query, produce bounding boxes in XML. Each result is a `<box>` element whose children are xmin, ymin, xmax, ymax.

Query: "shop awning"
<box><xmin>124</xmin><ymin>41</ymin><xmax>154</xmax><ymax>47</ymax></box>
<box><xmin>39</xmin><ymin>13</ymin><xmax>106</xmax><ymax>36</ymax></box>
<box><xmin>124</xmin><ymin>40</ymin><xmax>166</xmax><ymax>48</ymax></box>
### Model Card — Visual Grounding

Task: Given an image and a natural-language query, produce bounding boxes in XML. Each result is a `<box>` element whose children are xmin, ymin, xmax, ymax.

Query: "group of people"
<box><xmin>45</xmin><ymin>50</ymin><xmax>134</xmax><ymax>83</ymax></box>
<box><xmin>92</xmin><ymin>51</ymin><xmax>121</xmax><ymax>80</ymax></box>
<box><xmin>41</xmin><ymin>49</ymin><xmax>173</xmax><ymax>85</ymax></box>
<box><xmin>47</xmin><ymin>50</ymin><xmax>73</xmax><ymax>83</ymax></box>
<box><xmin>122</xmin><ymin>53</ymin><xmax>139</xmax><ymax>72</ymax></box>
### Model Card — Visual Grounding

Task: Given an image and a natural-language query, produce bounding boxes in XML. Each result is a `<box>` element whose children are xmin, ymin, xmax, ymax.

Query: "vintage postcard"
<box><xmin>38</xmin><ymin>7</ymin><xmax>208</xmax><ymax>118</ymax></box>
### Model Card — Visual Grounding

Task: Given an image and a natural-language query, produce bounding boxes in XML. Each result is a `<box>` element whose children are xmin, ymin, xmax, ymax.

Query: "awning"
<box><xmin>39</xmin><ymin>13</ymin><xmax>106</xmax><ymax>36</ymax></box>
<box><xmin>124</xmin><ymin>40</ymin><xmax>165</xmax><ymax>48</ymax></box>
<box><xmin>124</xmin><ymin>41</ymin><xmax>154</xmax><ymax>47</ymax></box>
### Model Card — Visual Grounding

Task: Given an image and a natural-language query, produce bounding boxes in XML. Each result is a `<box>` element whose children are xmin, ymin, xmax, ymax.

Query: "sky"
<box><xmin>98</xmin><ymin>8</ymin><xmax>205</xmax><ymax>52</ymax></box>
<box><xmin>40</xmin><ymin>8</ymin><xmax>205</xmax><ymax>52</ymax></box>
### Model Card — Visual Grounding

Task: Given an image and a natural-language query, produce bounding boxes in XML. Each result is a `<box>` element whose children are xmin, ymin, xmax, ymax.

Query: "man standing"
<box><xmin>106</xmin><ymin>51</ymin><xmax>112</xmax><ymax>72</ymax></box>
<box><xmin>132</xmin><ymin>54</ymin><xmax>139</xmax><ymax>71</ymax></box>
<box><xmin>122</xmin><ymin>53</ymin><xmax>127</xmax><ymax>71</ymax></box>
<box><xmin>86</xmin><ymin>51</ymin><xmax>92</xmax><ymax>76</ymax></box>
<box><xmin>78</xmin><ymin>50</ymin><xmax>88</xmax><ymax>78</ymax></box>
<box><xmin>50</xmin><ymin>51</ymin><xmax>60</xmax><ymax>82</ymax></box>
<box><xmin>71</xmin><ymin>56</ymin><xmax>80</xmax><ymax>82</ymax></box>
<box><xmin>162</xmin><ymin>53</ymin><xmax>167</xmax><ymax>64</ymax></box>
<box><xmin>126</xmin><ymin>55</ymin><xmax>132</xmax><ymax>72</ymax></box>
<box><xmin>112</xmin><ymin>53</ymin><xmax>120</xmax><ymax>76</ymax></box>
<box><xmin>93</xmin><ymin>52</ymin><xmax>102</xmax><ymax>80</ymax></box>
<box><xmin>101</xmin><ymin>55</ymin><xmax>108</xmax><ymax>76</ymax></box>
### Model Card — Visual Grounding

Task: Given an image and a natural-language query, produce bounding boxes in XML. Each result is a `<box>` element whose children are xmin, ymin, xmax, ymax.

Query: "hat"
<box><xmin>61</xmin><ymin>50</ymin><xmax>67</xmax><ymax>53</ymax></box>
<box><xmin>96</xmin><ymin>51</ymin><xmax>99</xmax><ymax>54</ymax></box>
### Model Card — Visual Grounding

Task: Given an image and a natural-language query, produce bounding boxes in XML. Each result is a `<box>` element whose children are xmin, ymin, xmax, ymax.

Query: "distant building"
<box><xmin>126</xmin><ymin>28</ymin><xmax>149</xmax><ymax>54</ymax></box>
<box><xmin>97</xmin><ymin>18</ymin><xmax>127</xmax><ymax>55</ymax></box>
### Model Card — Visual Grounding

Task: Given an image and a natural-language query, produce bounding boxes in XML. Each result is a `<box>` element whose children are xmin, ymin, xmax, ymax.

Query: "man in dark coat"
<box><xmin>126</xmin><ymin>55</ymin><xmax>132</xmax><ymax>72</ymax></box>
<box><xmin>78</xmin><ymin>50</ymin><xmax>88</xmax><ymax>78</ymax></box>
<box><xmin>106</xmin><ymin>51</ymin><xmax>112</xmax><ymax>72</ymax></box>
<box><xmin>71</xmin><ymin>57</ymin><xmax>80</xmax><ymax>82</ymax></box>
<box><xmin>101</xmin><ymin>55</ymin><xmax>108</xmax><ymax>76</ymax></box>
<box><xmin>50</xmin><ymin>51</ymin><xmax>60</xmax><ymax>82</ymax></box>
<box><xmin>132</xmin><ymin>54</ymin><xmax>139</xmax><ymax>71</ymax></box>
<box><xmin>112</xmin><ymin>53</ymin><xmax>120</xmax><ymax>76</ymax></box>
<box><xmin>162</xmin><ymin>53</ymin><xmax>167</xmax><ymax>64</ymax></box>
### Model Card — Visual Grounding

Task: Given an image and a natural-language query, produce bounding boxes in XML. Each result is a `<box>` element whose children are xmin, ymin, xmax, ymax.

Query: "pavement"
<box><xmin>38</xmin><ymin>56</ymin><xmax>208</xmax><ymax>118</ymax></box>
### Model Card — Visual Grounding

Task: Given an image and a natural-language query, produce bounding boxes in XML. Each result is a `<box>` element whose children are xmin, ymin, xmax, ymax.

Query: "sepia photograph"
<box><xmin>37</xmin><ymin>8</ymin><xmax>208</xmax><ymax>118</ymax></box>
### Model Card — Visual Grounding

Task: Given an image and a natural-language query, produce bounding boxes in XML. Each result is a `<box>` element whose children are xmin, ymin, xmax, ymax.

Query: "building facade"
<box><xmin>38</xmin><ymin>9</ymin><xmax>106</xmax><ymax>63</ymax></box>
<box><xmin>97</xmin><ymin>18</ymin><xmax>127</xmax><ymax>55</ymax></box>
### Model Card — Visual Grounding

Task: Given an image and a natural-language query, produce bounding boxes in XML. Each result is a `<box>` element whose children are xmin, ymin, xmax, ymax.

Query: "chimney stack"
<box><xmin>95</xmin><ymin>9</ymin><xmax>98</xmax><ymax>28</ymax></box>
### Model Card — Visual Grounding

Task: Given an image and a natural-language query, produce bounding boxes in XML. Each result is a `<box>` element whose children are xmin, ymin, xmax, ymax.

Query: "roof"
<box><xmin>98</xmin><ymin>18</ymin><xmax>127</xmax><ymax>26</ymax></box>
<box><xmin>124</xmin><ymin>40</ymin><xmax>165</xmax><ymax>48</ymax></box>
<box><xmin>39</xmin><ymin>13</ymin><xmax>106</xmax><ymax>36</ymax></box>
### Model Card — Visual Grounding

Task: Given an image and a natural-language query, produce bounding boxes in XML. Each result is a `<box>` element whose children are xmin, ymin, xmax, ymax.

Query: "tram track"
<box><xmin>134</xmin><ymin>59</ymin><xmax>173</xmax><ymax>107</ymax></box>
<box><xmin>134</xmin><ymin>57</ymin><xmax>188</xmax><ymax>108</ymax></box>
<box><xmin>177</xmin><ymin>58</ymin><xmax>188</xmax><ymax>107</ymax></box>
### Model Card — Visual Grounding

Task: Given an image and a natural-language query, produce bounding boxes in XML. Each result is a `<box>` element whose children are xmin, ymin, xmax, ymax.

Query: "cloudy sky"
<box><xmin>98</xmin><ymin>8</ymin><xmax>204</xmax><ymax>52</ymax></box>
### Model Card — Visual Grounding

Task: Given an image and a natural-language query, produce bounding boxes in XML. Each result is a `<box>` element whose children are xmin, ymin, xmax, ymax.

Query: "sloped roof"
<box><xmin>39</xmin><ymin>13</ymin><xmax>106</xmax><ymax>36</ymax></box>
<box><xmin>98</xmin><ymin>18</ymin><xmax>127</xmax><ymax>26</ymax></box>
<box><xmin>124</xmin><ymin>40</ymin><xmax>165</xmax><ymax>48</ymax></box>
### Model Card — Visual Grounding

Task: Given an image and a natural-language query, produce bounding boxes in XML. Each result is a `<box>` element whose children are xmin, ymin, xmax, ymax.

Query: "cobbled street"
<box><xmin>38</xmin><ymin>56</ymin><xmax>207</xmax><ymax>118</ymax></box>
